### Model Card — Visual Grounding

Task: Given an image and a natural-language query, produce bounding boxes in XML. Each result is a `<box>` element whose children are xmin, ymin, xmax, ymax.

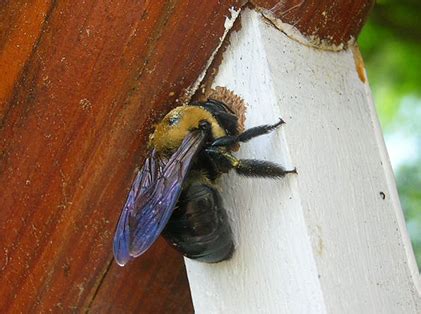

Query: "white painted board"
<box><xmin>185</xmin><ymin>8</ymin><xmax>421</xmax><ymax>314</ymax></box>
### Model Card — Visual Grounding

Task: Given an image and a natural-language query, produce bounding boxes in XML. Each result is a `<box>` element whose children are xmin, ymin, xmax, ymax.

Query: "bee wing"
<box><xmin>113</xmin><ymin>130</ymin><xmax>206</xmax><ymax>266</ymax></box>
<box><xmin>113</xmin><ymin>149</ymin><xmax>164</xmax><ymax>266</ymax></box>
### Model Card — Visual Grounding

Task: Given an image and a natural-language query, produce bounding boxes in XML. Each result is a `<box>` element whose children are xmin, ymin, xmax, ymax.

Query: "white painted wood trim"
<box><xmin>185</xmin><ymin>9</ymin><xmax>421</xmax><ymax>314</ymax></box>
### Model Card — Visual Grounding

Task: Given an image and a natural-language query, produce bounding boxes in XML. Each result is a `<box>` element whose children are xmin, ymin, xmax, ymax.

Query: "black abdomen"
<box><xmin>162</xmin><ymin>182</ymin><xmax>233</xmax><ymax>263</ymax></box>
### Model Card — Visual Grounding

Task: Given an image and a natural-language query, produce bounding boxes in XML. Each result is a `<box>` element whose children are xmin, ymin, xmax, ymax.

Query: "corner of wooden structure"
<box><xmin>184</xmin><ymin>7</ymin><xmax>421</xmax><ymax>314</ymax></box>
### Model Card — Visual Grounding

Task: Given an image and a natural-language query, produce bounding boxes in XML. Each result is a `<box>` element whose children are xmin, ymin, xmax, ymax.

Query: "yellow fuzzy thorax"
<box><xmin>149</xmin><ymin>106</ymin><xmax>226</xmax><ymax>154</ymax></box>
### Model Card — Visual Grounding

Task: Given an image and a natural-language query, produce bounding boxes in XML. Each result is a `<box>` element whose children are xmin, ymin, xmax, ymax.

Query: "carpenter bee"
<box><xmin>113</xmin><ymin>99</ymin><xmax>296</xmax><ymax>266</ymax></box>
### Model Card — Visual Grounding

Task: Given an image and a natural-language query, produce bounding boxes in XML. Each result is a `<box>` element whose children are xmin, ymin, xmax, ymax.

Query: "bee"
<box><xmin>113</xmin><ymin>99</ymin><xmax>296</xmax><ymax>266</ymax></box>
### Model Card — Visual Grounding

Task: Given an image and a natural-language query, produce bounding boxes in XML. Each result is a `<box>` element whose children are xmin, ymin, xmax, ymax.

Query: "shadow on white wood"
<box><xmin>185</xmin><ymin>8</ymin><xmax>421</xmax><ymax>314</ymax></box>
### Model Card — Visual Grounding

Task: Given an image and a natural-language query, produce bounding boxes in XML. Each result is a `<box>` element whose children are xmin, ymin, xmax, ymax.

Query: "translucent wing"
<box><xmin>113</xmin><ymin>130</ymin><xmax>206</xmax><ymax>266</ymax></box>
<box><xmin>113</xmin><ymin>149</ymin><xmax>164</xmax><ymax>266</ymax></box>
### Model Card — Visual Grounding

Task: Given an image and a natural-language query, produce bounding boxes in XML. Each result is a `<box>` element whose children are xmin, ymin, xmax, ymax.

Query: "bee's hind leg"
<box><xmin>211</xmin><ymin>118</ymin><xmax>285</xmax><ymax>147</ymax></box>
<box><xmin>235</xmin><ymin>159</ymin><xmax>297</xmax><ymax>178</ymax></box>
<box><xmin>206</xmin><ymin>147</ymin><xmax>296</xmax><ymax>179</ymax></box>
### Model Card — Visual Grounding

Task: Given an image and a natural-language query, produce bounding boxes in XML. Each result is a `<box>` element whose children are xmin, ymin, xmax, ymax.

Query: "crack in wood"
<box><xmin>85</xmin><ymin>257</ymin><xmax>113</xmax><ymax>313</ymax></box>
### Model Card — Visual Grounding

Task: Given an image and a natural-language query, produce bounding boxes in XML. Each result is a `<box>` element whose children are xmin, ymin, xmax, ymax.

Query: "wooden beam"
<box><xmin>186</xmin><ymin>7</ymin><xmax>421</xmax><ymax>313</ymax></box>
<box><xmin>88</xmin><ymin>238</ymin><xmax>193</xmax><ymax>313</ymax></box>
<box><xmin>0</xmin><ymin>1</ymin><xmax>242</xmax><ymax>312</ymax></box>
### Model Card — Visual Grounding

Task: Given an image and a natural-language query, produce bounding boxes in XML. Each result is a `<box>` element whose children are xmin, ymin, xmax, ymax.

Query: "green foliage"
<box><xmin>396</xmin><ymin>147</ymin><xmax>421</xmax><ymax>267</ymax></box>
<box><xmin>359</xmin><ymin>0</ymin><xmax>421</xmax><ymax>269</ymax></box>
<box><xmin>359</xmin><ymin>2</ymin><xmax>421</xmax><ymax>128</ymax></box>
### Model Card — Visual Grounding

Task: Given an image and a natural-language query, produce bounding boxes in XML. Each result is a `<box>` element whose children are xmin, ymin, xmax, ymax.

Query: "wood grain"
<box><xmin>0</xmin><ymin>0</ymin><xmax>53</xmax><ymax>114</ymax></box>
<box><xmin>0</xmin><ymin>1</ymin><xmax>241</xmax><ymax>312</ymax></box>
<box><xmin>89</xmin><ymin>238</ymin><xmax>193</xmax><ymax>313</ymax></box>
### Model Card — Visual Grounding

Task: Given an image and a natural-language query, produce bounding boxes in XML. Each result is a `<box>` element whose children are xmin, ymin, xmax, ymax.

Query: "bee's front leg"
<box><xmin>205</xmin><ymin>147</ymin><xmax>296</xmax><ymax>179</ymax></box>
<box><xmin>211</xmin><ymin>118</ymin><xmax>285</xmax><ymax>147</ymax></box>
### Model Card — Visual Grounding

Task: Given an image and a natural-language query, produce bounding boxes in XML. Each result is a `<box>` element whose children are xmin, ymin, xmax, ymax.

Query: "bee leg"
<box><xmin>237</xmin><ymin>118</ymin><xmax>285</xmax><ymax>143</ymax></box>
<box><xmin>205</xmin><ymin>148</ymin><xmax>237</xmax><ymax>174</ymax></box>
<box><xmin>235</xmin><ymin>159</ymin><xmax>297</xmax><ymax>178</ymax></box>
<box><xmin>212</xmin><ymin>118</ymin><xmax>285</xmax><ymax>147</ymax></box>
<box><xmin>206</xmin><ymin>148</ymin><xmax>296</xmax><ymax>178</ymax></box>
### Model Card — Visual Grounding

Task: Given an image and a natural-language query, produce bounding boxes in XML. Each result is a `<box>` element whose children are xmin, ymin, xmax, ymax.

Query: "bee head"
<box><xmin>150</xmin><ymin>106</ymin><xmax>225</xmax><ymax>154</ymax></box>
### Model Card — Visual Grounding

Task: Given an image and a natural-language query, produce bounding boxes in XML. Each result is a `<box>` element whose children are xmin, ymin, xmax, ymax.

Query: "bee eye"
<box><xmin>168</xmin><ymin>115</ymin><xmax>180</xmax><ymax>126</ymax></box>
<box><xmin>199</xmin><ymin>120</ymin><xmax>210</xmax><ymax>130</ymax></box>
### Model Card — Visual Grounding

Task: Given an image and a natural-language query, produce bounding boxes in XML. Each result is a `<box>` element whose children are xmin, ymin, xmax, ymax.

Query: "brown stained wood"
<box><xmin>0</xmin><ymin>1</ymin><xmax>240</xmax><ymax>312</ymax></box>
<box><xmin>252</xmin><ymin>0</ymin><xmax>374</xmax><ymax>47</ymax></box>
<box><xmin>0</xmin><ymin>0</ymin><xmax>53</xmax><ymax>114</ymax></box>
<box><xmin>89</xmin><ymin>238</ymin><xmax>193</xmax><ymax>314</ymax></box>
